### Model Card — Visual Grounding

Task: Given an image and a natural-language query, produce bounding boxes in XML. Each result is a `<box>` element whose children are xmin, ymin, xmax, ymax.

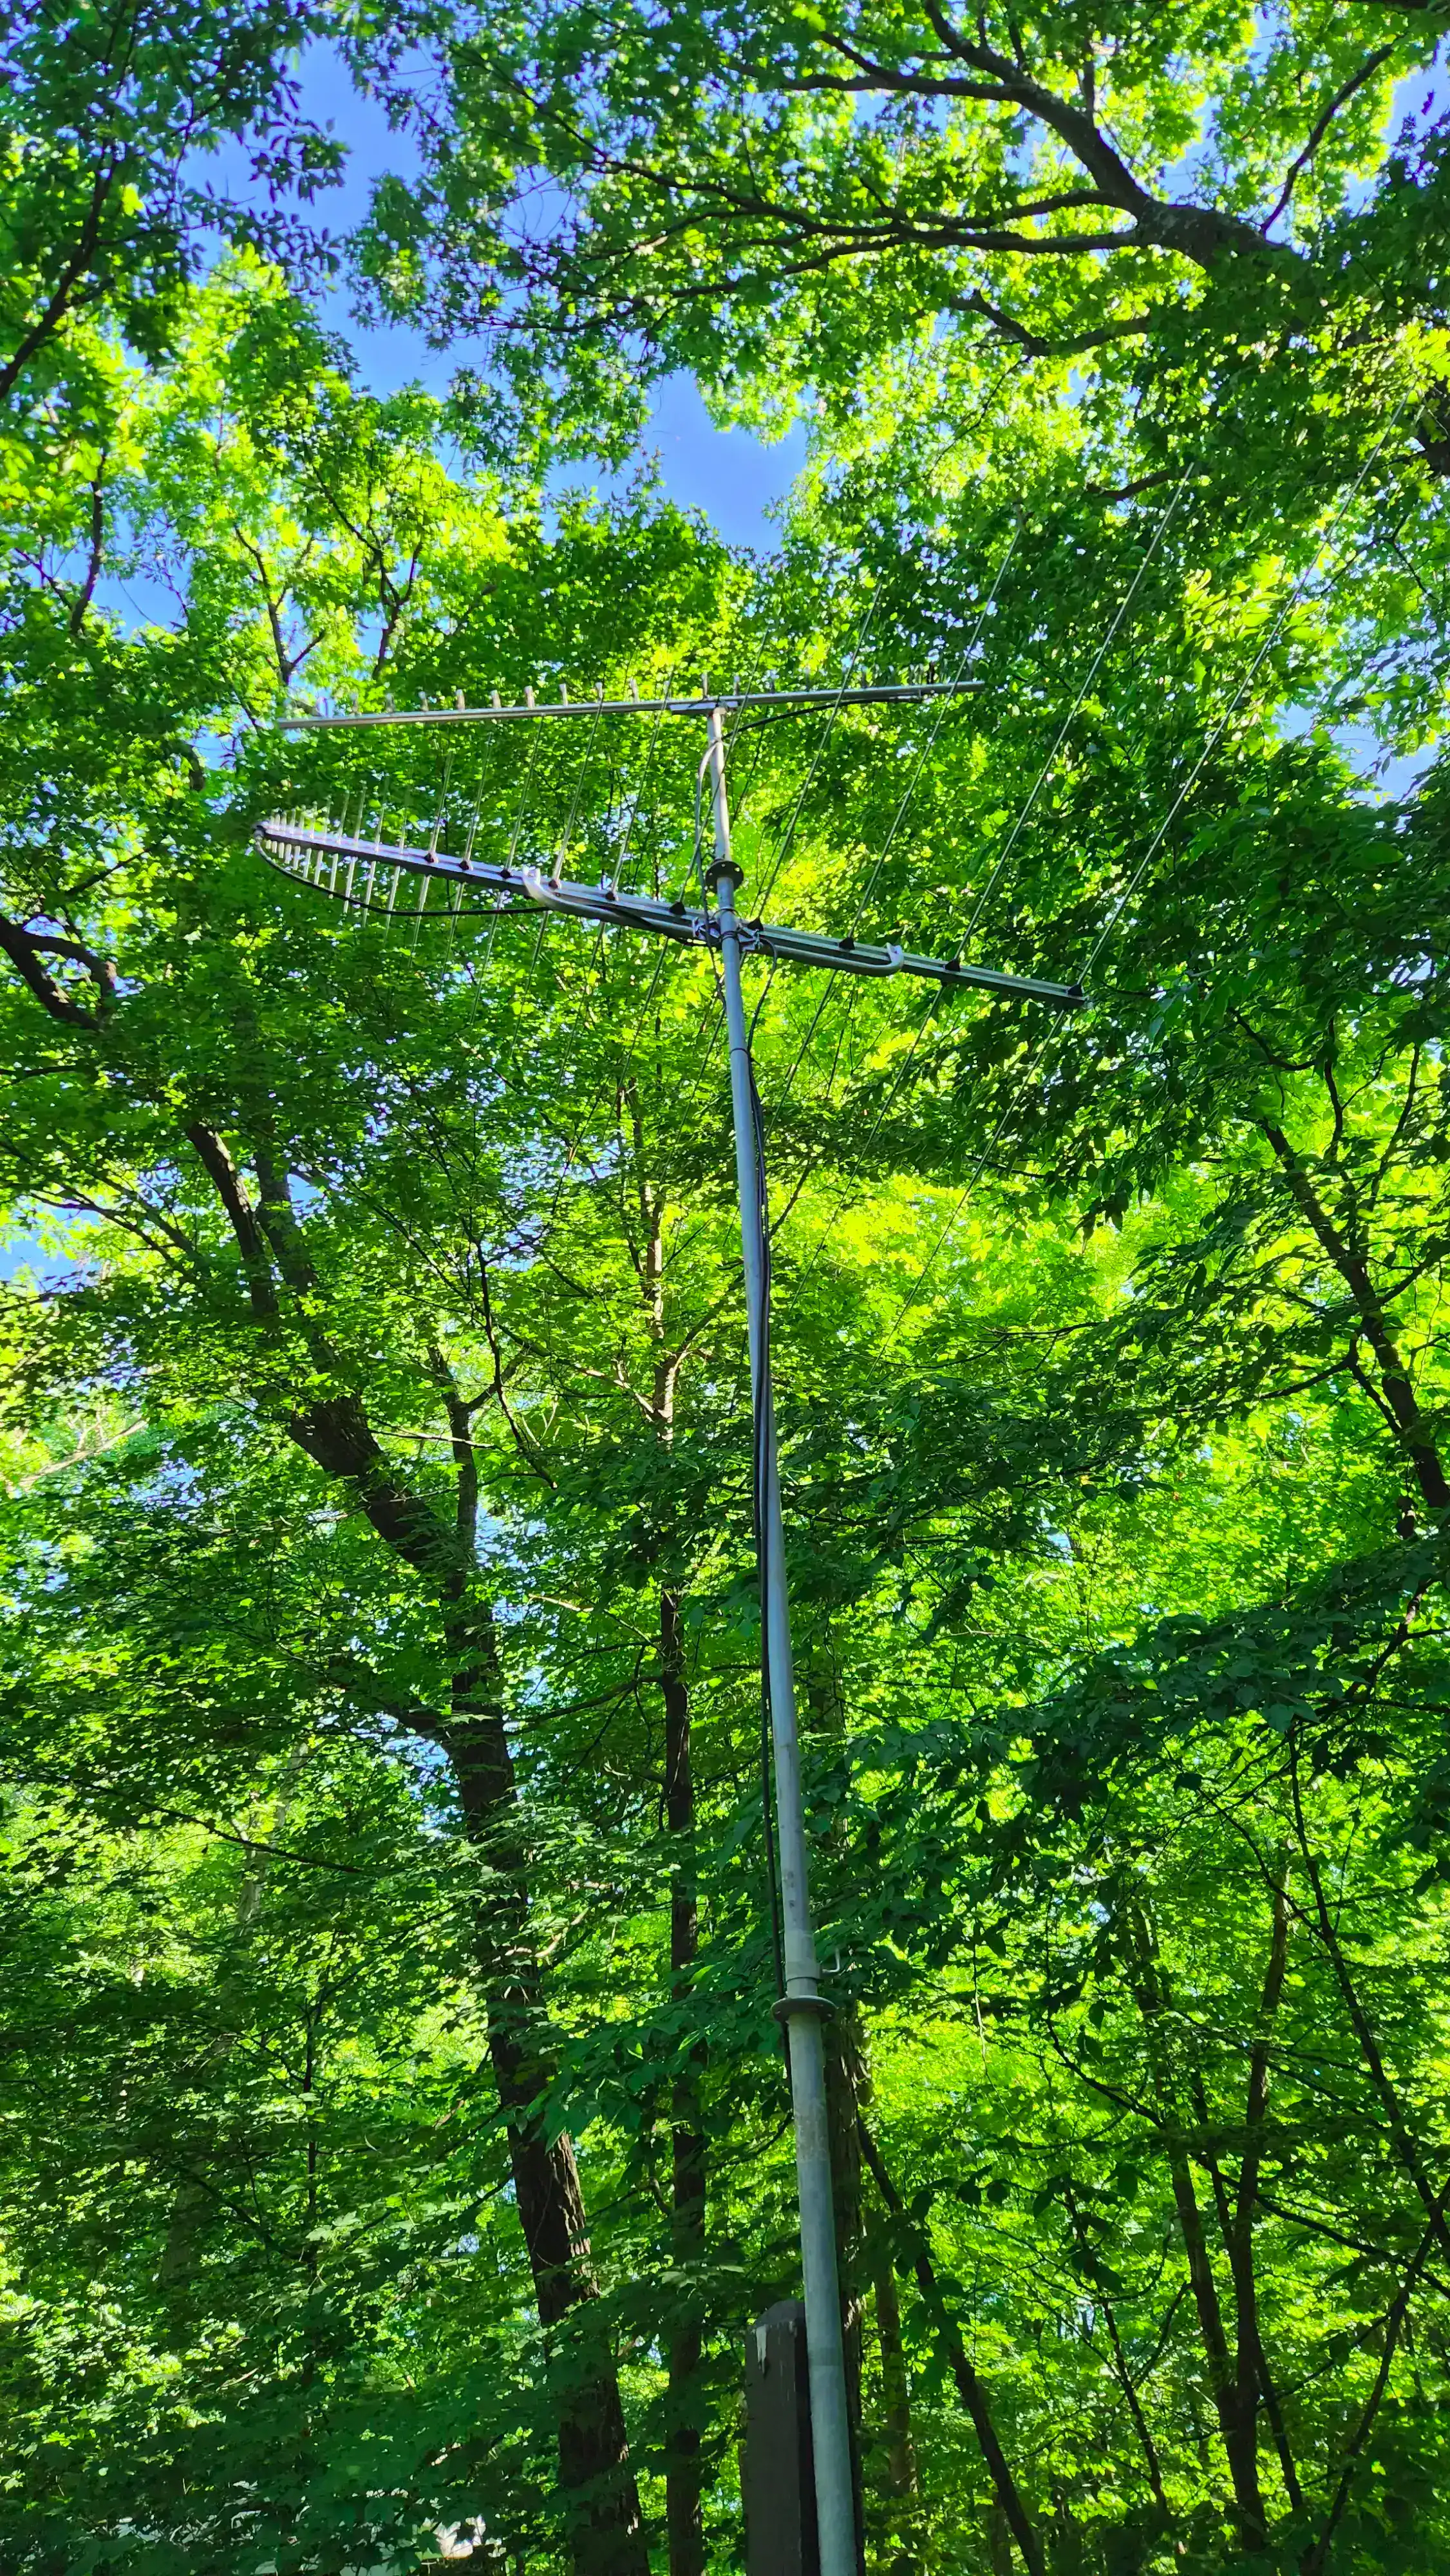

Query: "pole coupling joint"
<box><xmin>771</xmin><ymin>1993</ymin><xmax>836</xmax><ymax>2026</ymax></box>
<box><xmin>704</xmin><ymin>857</ymin><xmax>746</xmax><ymax>893</ymax></box>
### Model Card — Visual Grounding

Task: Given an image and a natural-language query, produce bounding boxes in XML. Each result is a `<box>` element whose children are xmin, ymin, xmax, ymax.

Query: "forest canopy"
<box><xmin>5</xmin><ymin>7</ymin><xmax>1450</xmax><ymax>2575</ymax></box>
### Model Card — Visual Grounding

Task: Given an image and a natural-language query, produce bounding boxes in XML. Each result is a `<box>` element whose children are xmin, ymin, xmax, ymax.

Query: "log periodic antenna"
<box><xmin>261</xmin><ymin>672</ymin><xmax>1084</xmax><ymax>2576</ymax></box>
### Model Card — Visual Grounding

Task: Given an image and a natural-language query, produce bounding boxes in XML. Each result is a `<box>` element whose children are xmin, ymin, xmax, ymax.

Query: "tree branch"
<box><xmin>857</xmin><ymin>2117</ymin><xmax>1045</xmax><ymax>2576</ymax></box>
<box><xmin>69</xmin><ymin>453</ymin><xmax>108</xmax><ymax>638</ymax></box>
<box><xmin>182</xmin><ymin>1124</ymin><xmax>279</xmax><ymax>1319</ymax></box>
<box><xmin>952</xmin><ymin>288</ymin><xmax>1153</xmax><ymax>356</ymax></box>
<box><xmin>1262</xmin><ymin>46</ymin><xmax>1398</xmax><ymax>233</ymax></box>
<box><xmin>0</xmin><ymin>163</ymin><xmax>118</xmax><ymax>406</ymax></box>
<box><xmin>0</xmin><ymin>911</ymin><xmax>115</xmax><ymax>1027</ymax></box>
<box><xmin>1303</xmin><ymin>2202</ymin><xmax>1445</xmax><ymax>2574</ymax></box>
<box><xmin>476</xmin><ymin>1251</ymin><xmax>557</xmax><ymax>1486</ymax></box>
<box><xmin>1288</xmin><ymin>1733</ymin><xmax>1450</xmax><ymax>2274</ymax></box>
<box><xmin>1261</xmin><ymin>1120</ymin><xmax>1449</xmax><ymax>1508</ymax></box>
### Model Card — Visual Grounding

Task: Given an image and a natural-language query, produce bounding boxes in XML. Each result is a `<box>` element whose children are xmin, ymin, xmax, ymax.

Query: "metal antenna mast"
<box><xmin>265</xmin><ymin>676</ymin><xmax>1084</xmax><ymax>2576</ymax></box>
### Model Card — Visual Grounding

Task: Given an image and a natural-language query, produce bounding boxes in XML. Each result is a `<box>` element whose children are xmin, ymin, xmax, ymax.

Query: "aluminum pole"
<box><xmin>704</xmin><ymin>706</ymin><xmax>857</xmax><ymax>2576</ymax></box>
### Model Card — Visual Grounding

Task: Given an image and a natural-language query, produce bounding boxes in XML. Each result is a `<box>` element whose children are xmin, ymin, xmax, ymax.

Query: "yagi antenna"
<box><xmin>258</xmin><ymin>674</ymin><xmax>1084</xmax><ymax>2576</ymax></box>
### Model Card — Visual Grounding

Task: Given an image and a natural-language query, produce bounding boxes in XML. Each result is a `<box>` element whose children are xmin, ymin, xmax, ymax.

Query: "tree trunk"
<box><xmin>0</xmin><ymin>932</ymin><xmax>648</xmax><ymax>2570</ymax></box>
<box><xmin>984</xmin><ymin>2503</ymin><xmax>1015</xmax><ymax>2575</ymax></box>
<box><xmin>873</xmin><ymin>2258</ymin><xmax>919</xmax><ymax>2576</ymax></box>
<box><xmin>1227</xmin><ymin>1870</ymin><xmax>1301</xmax><ymax>2513</ymax></box>
<box><xmin>856</xmin><ymin>2121</ymin><xmax>1044</xmax><ymax>2576</ymax></box>
<box><xmin>1123</xmin><ymin>1906</ymin><xmax>1268</xmax><ymax>2552</ymax></box>
<box><xmin>446</xmin><ymin>1618</ymin><xmax>646</xmax><ymax>2576</ymax></box>
<box><xmin>662</xmin><ymin>1584</ymin><xmax>707</xmax><ymax>2576</ymax></box>
<box><xmin>626</xmin><ymin>1135</ymin><xmax>712</xmax><ymax>2576</ymax></box>
<box><xmin>1061</xmin><ymin>2186</ymin><xmax>1165</xmax><ymax>2516</ymax></box>
<box><xmin>290</xmin><ymin>1353</ymin><xmax>648</xmax><ymax>2576</ymax></box>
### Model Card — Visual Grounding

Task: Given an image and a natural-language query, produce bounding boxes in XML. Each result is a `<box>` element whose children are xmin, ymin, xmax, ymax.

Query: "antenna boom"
<box><xmin>258</xmin><ymin>820</ymin><xmax>1084</xmax><ymax>1009</ymax></box>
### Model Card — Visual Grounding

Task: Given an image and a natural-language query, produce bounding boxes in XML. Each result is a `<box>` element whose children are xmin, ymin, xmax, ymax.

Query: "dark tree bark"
<box><xmin>1226</xmin><ymin>1870</ymin><xmax>1302</xmax><ymax>2513</ymax></box>
<box><xmin>856</xmin><ymin>2121</ymin><xmax>1044</xmax><ymax>2576</ymax></box>
<box><xmin>1123</xmin><ymin>1908</ymin><xmax>1269</xmax><ymax>2552</ymax></box>
<box><xmin>872</xmin><ymin>2256</ymin><xmax>919</xmax><ymax>2576</ymax></box>
<box><xmin>983</xmin><ymin>2505</ymin><xmax>1015</xmax><ymax>2575</ymax></box>
<box><xmin>621</xmin><ymin>1118</ymin><xmax>715</xmax><ymax>2576</ymax></box>
<box><xmin>423</xmin><ymin>1360</ymin><xmax>646</xmax><ymax>2576</ymax></box>
<box><xmin>1061</xmin><ymin>2184</ymin><xmax>1167</xmax><ymax>2517</ymax></box>
<box><xmin>187</xmin><ymin>1096</ymin><xmax>648</xmax><ymax>2576</ymax></box>
<box><xmin>448</xmin><ymin>1700</ymin><xmax>643</xmax><ymax>2557</ymax></box>
<box><xmin>1261</xmin><ymin>1121</ymin><xmax>1450</xmax><ymax>1510</ymax></box>
<box><xmin>1287</xmin><ymin>1742</ymin><xmax>1450</xmax><ymax>2275</ymax></box>
<box><xmin>824</xmin><ymin>2007</ymin><xmax>868</xmax><ymax>2573</ymax></box>
<box><xmin>0</xmin><ymin>890</ymin><xmax>650</xmax><ymax>2565</ymax></box>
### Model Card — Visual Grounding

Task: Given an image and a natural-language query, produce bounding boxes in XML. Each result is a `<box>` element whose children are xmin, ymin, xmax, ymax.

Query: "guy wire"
<box><xmin>1077</xmin><ymin>459</ymin><xmax>1399</xmax><ymax>978</ymax></box>
<box><xmin>538</xmin><ymin>654</ymin><xmax>726</xmax><ymax>1216</ymax></box>
<box><xmin>751</xmin><ymin>232</ymin><xmax>926</xmax><ymax>930</ymax></box>
<box><xmin>847</xmin><ymin>509</ymin><xmax>1027</xmax><ymax>942</ymax></box>
<box><xmin>766</xmin><ymin>475</ymin><xmax>1176</xmax><ymax>1293</ymax></box>
<box><xmin>527</xmin><ymin>671</ymin><xmax>654</xmax><ymax>1145</ymax></box>
<box><xmin>583</xmin><ymin>652</ymin><xmax>746</xmax><ymax>1101</ymax></box>
<box><xmin>510</xmin><ymin>660</ymin><xmax>715</xmax><ymax>1262</ymax></box>
<box><xmin>876</xmin><ymin>391</ymin><xmax>1415</xmax><ymax>1356</ymax></box>
<box><xmin>487</xmin><ymin>693</ymin><xmax>608</xmax><ymax>1119</ymax></box>
<box><xmin>514</xmin><ymin>694</ymin><xmax>611</xmax><ymax>1015</ymax></box>
<box><xmin>617</xmin><ymin>667</ymin><xmax>676</xmax><ymax>891</ymax></box>
<box><xmin>762</xmin><ymin>508</ymin><xmax>1032</xmax><ymax>1145</ymax></box>
<box><xmin>958</xmin><ymin>459</ymin><xmax>1196</xmax><ymax>958</ymax></box>
<box><xmin>772</xmin><ymin>430</ymin><xmax>1295</xmax><ymax>1311</ymax></box>
<box><xmin>752</xmin><ymin>575</ymin><xmax>887</xmax><ymax>920</ymax></box>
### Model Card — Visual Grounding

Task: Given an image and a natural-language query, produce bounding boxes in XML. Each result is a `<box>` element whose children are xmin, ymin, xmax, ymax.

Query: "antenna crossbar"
<box><xmin>280</xmin><ymin>679</ymin><xmax>982</xmax><ymax>730</ymax></box>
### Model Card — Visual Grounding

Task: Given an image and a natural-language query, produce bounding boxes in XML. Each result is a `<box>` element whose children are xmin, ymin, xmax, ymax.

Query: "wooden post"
<box><xmin>744</xmin><ymin>2302</ymin><xmax>821</xmax><ymax>2576</ymax></box>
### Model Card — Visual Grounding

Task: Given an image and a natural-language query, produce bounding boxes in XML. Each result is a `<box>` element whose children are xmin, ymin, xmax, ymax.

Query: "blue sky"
<box><xmin>3</xmin><ymin>63</ymin><xmax>802</xmax><ymax>1280</ymax></box>
<box><xmin>232</xmin><ymin>44</ymin><xmax>808</xmax><ymax>551</ymax></box>
<box><xmin>226</xmin><ymin>37</ymin><xmax>1447</xmax><ymax>558</ymax></box>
